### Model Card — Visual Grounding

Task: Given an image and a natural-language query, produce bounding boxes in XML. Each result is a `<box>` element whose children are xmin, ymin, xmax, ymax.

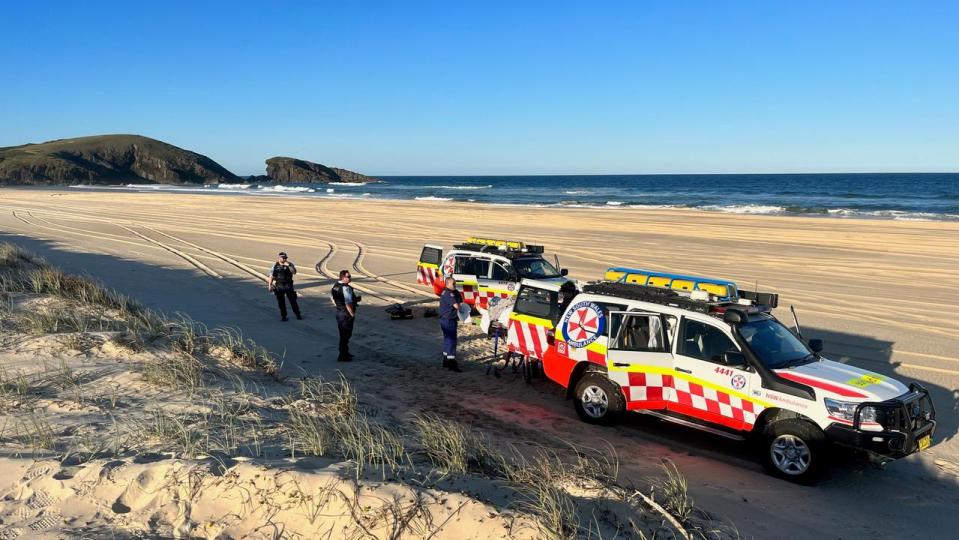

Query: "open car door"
<box><xmin>417</xmin><ymin>244</ymin><xmax>443</xmax><ymax>294</ymax></box>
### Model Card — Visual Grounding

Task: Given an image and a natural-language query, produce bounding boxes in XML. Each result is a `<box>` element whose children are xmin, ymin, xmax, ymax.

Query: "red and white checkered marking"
<box><xmin>624</xmin><ymin>371</ymin><xmax>762</xmax><ymax>428</ymax></box>
<box><xmin>460</xmin><ymin>283</ymin><xmax>478</xmax><ymax>304</ymax></box>
<box><xmin>476</xmin><ymin>289</ymin><xmax>512</xmax><ymax>310</ymax></box>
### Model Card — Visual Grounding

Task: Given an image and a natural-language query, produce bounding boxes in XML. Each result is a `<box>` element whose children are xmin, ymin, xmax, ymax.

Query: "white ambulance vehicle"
<box><xmin>416</xmin><ymin>237</ymin><xmax>569</xmax><ymax>312</ymax></box>
<box><xmin>510</xmin><ymin>278</ymin><xmax>936</xmax><ymax>484</ymax></box>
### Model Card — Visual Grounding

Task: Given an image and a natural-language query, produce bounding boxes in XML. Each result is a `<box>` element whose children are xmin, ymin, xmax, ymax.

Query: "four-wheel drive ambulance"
<box><xmin>416</xmin><ymin>237</ymin><xmax>570</xmax><ymax>311</ymax></box>
<box><xmin>507</xmin><ymin>278</ymin><xmax>937</xmax><ymax>483</ymax></box>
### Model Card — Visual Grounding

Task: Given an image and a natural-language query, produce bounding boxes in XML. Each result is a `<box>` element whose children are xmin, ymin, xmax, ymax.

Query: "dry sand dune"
<box><xmin>1</xmin><ymin>188</ymin><xmax>958</xmax><ymax>538</ymax></box>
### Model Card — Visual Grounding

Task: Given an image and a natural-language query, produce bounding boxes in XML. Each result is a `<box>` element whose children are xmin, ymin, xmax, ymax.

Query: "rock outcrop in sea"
<box><xmin>265</xmin><ymin>156</ymin><xmax>381</xmax><ymax>184</ymax></box>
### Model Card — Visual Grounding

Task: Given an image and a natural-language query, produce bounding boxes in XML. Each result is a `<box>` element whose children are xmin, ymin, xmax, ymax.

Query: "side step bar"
<box><xmin>636</xmin><ymin>410</ymin><xmax>747</xmax><ymax>441</ymax></box>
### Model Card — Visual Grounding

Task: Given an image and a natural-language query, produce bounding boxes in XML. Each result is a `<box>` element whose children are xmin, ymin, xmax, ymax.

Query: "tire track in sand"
<box><xmin>115</xmin><ymin>225</ymin><xmax>222</xmax><ymax>279</ymax></box>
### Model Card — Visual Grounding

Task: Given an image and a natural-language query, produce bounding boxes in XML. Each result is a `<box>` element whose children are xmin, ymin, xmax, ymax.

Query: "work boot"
<box><xmin>281</xmin><ymin>316</ymin><xmax>288</xmax><ymax>322</ymax></box>
<box><xmin>447</xmin><ymin>359</ymin><xmax>463</xmax><ymax>373</ymax></box>
<box><xmin>295</xmin><ymin>313</ymin><xmax>303</xmax><ymax>320</ymax></box>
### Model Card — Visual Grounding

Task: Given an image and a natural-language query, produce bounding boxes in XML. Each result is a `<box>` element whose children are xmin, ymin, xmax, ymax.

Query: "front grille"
<box><xmin>865</xmin><ymin>386</ymin><xmax>935</xmax><ymax>432</ymax></box>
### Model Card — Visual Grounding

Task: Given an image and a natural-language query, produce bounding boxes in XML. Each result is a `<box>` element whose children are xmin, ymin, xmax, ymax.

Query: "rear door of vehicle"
<box><xmin>417</xmin><ymin>245</ymin><xmax>443</xmax><ymax>292</ymax></box>
<box><xmin>671</xmin><ymin>317</ymin><xmax>757</xmax><ymax>430</ymax></box>
<box><xmin>450</xmin><ymin>253</ymin><xmax>481</xmax><ymax>306</ymax></box>
<box><xmin>606</xmin><ymin>311</ymin><xmax>674</xmax><ymax>411</ymax></box>
<box><xmin>477</xmin><ymin>258</ymin><xmax>516</xmax><ymax>312</ymax></box>
<box><xmin>507</xmin><ymin>284</ymin><xmax>557</xmax><ymax>360</ymax></box>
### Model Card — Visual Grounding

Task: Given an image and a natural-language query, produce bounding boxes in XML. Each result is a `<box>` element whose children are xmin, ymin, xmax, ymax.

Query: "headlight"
<box><xmin>825</xmin><ymin>398</ymin><xmax>876</xmax><ymax>424</ymax></box>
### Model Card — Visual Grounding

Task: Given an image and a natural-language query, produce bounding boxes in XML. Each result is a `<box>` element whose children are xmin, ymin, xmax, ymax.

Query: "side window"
<box><xmin>609</xmin><ymin>314</ymin><xmax>667</xmax><ymax>352</ymax></box>
<box><xmin>680</xmin><ymin>319</ymin><xmax>736</xmax><ymax>363</ymax></box>
<box><xmin>473</xmin><ymin>259</ymin><xmax>491</xmax><ymax>278</ymax></box>
<box><xmin>454</xmin><ymin>256</ymin><xmax>476</xmax><ymax>275</ymax></box>
<box><xmin>514</xmin><ymin>286</ymin><xmax>557</xmax><ymax>319</ymax></box>
<box><xmin>491</xmin><ymin>263</ymin><xmax>511</xmax><ymax>281</ymax></box>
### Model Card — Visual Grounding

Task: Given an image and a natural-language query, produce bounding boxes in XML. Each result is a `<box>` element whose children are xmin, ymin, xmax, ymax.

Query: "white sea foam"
<box><xmin>426</xmin><ymin>184</ymin><xmax>493</xmax><ymax>190</ymax></box>
<box><xmin>218</xmin><ymin>183</ymin><xmax>252</xmax><ymax>189</ymax></box>
<box><xmin>328</xmin><ymin>182</ymin><xmax>368</xmax><ymax>186</ymax></box>
<box><xmin>415</xmin><ymin>196</ymin><xmax>453</xmax><ymax>201</ymax></box>
<box><xmin>564</xmin><ymin>190</ymin><xmax>592</xmax><ymax>195</ymax></box>
<box><xmin>700</xmin><ymin>204</ymin><xmax>785</xmax><ymax>215</ymax></box>
<box><xmin>606</xmin><ymin>201</ymin><xmax>624</xmax><ymax>206</ymax></box>
<box><xmin>326</xmin><ymin>188</ymin><xmax>335</xmax><ymax>193</ymax></box>
<box><xmin>260</xmin><ymin>185</ymin><xmax>316</xmax><ymax>193</ymax></box>
<box><xmin>828</xmin><ymin>208</ymin><xmax>958</xmax><ymax>221</ymax></box>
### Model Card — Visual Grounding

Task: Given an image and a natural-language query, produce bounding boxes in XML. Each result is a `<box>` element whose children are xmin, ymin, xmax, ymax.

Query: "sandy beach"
<box><xmin>1</xmin><ymin>187</ymin><xmax>958</xmax><ymax>537</ymax></box>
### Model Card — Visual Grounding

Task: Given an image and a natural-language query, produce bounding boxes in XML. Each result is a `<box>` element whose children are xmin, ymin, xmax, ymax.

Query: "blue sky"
<box><xmin>2</xmin><ymin>1</ymin><xmax>957</xmax><ymax>175</ymax></box>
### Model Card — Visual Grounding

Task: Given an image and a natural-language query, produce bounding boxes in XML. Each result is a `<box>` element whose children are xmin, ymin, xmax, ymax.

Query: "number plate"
<box><xmin>918</xmin><ymin>435</ymin><xmax>932</xmax><ymax>451</ymax></box>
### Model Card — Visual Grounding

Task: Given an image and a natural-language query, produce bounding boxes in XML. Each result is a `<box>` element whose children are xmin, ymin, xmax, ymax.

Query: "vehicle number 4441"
<box><xmin>714</xmin><ymin>366</ymin><xmax>734</xmax><ymax>377</ymax></box>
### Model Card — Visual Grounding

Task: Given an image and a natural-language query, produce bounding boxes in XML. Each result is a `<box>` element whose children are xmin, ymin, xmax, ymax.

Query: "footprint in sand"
<box><xmin>27</xmin><ymin>514</ymin><xmax>61</xmax><ymax>532</ymax></box>
<box><xmin>27</xmin><ymin>490</ymin><xmax>57</xmax><ymax>510</ymax></box>
<box><xmin>0</xmin><ymin>527</ymin><xmax>25</xmax><ymax>539</ymax></box>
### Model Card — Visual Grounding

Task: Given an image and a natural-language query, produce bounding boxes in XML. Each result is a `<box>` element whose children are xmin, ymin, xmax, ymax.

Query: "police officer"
<box><xmin>439</xmin><ymin>277</ymin><xmax>463</xmax><ymax>372</ymax></box>
<box><xmin>331</xmin><ymin>269</ymin><xmax>357</xmax><ymax>362</ymax></box>
<box><xmin>268</xmin><ymin>252</ymin><xmax>301</xmax><ymax>321</ymax></box>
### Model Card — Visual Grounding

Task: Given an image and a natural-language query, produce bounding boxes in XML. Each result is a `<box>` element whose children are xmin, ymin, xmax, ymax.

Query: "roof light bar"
<box><xmin>605</xmin><ymin>266</ymin><xmax>739</xmax><ymax>301</ymax></box>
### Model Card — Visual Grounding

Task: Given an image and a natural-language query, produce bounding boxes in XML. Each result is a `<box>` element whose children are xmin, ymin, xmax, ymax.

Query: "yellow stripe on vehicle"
<box><xmin>418</xmin><ymin>262</ymin><xmax>439</xmax><ymax>269</ymax></box>
<box><xmin>607</xmin><ymin>364</ymin><xmax>771</xmax><ymax>408</ymax></box>
<box><xmin>509</xmin><ymin>313</ymin><xmax>553</xmax><ymax>328</ymax></box>
<box><xmin>478</xmin><ymin>287</ymin><xmax>518</xmax><ymax>296</ymax></box>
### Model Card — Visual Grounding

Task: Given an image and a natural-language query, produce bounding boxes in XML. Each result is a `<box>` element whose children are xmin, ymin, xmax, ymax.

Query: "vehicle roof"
<box><xmin>519</xmin><ymin>278</ymin><xmax>565</xmax><ymax>291</ymax></box>
<box><xmin>447</xmin><ymin>247</ymin><xmax>547</xmax><ymax>261</ymax></box>
<box><xmin>572</xmin><ymin>292</ymin><xmax>724</xmax><ymax>325</ymax></box>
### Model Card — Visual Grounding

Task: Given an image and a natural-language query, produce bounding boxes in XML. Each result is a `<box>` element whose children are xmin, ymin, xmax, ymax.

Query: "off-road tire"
<box><xmin>573</xmin><ymin>372</ymin><xmax>625</xmax><ymax>426</ymax></box>
<box><xmin>760</xmin><ymin>418</ymin><xmax>829</xmax><ymax>485</ymax></box>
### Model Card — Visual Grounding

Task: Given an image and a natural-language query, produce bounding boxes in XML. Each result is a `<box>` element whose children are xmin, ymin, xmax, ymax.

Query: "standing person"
<box><xmin>558</xmin><ymin>280</ymin><xmax>578</xmax><ymax>318</ymax></box>
<box><xmin>268</xmin><ymin>252</ymin><xmax>301</xmax><ymax>321</ymax></box>
<box><xmin>331</xmin><ymin>270</ymin><xmax>358</xmax><ymax>362</ymax></box>
<box><xmin>439</xmin><ymin>277</ymin><xmax>463</xmax><ymax>372</ymax></box>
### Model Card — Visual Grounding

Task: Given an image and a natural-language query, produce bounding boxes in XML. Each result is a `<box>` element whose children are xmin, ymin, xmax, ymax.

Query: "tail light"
<box><xmin>546</xmin><ymin>329</ymin><xmax>555</xmax><ymax>345</ymax></box>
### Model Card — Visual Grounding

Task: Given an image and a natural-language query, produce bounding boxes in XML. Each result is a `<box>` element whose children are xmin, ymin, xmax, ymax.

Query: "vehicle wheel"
<box><xmin>573</xmin><ymin>372</ymin><xmax>625</xmax><ymax>425</ymax></box>
<box><xmin>760</xmin><ymin>419</ymin><xmax>828</xmax><ymax>484</ymax></box>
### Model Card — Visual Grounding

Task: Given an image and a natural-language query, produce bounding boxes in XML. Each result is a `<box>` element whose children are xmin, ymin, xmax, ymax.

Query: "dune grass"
<box><xmin>0</xmin><ymin>241</ymin><xmax>729</xmax><ymax>537</ymax></box>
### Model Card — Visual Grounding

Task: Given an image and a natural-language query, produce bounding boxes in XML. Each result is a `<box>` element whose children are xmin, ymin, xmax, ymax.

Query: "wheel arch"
<box><xmin>752</xmin><ymin>407</ymin><xmax>823</xmax><ymax>436</ymax></box>
<box><xmin>565</xmin><ymin>362</ymin><xmax>608</xmax><ymax>400</ymax></box>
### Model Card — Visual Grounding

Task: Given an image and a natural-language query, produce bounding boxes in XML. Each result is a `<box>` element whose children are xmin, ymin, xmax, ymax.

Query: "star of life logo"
<box><xmin>562</xmin><ymin>301</ymin><xmax>605</xmax><ymax>348</ymax></box>
<box><xmin>442</xmin><ymin>256</ymin><xmax>455</xmax><ymax>277</ymax></box>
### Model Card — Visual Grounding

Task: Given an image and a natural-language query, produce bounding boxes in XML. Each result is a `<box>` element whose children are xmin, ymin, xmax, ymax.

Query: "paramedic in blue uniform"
<box><xmin>439</xmin><ymin>277</ymin><xmax>463</xmax><ymax>372</ymax></box>
<box><xmin>331</xmin><ymin>270</ymin><xmax>357</xmax><ymax>362</ymax></box>
<box><xmin>268</xmin><ymin>252</ymin><xmax>302</xmax><ymax>321</ymax></box>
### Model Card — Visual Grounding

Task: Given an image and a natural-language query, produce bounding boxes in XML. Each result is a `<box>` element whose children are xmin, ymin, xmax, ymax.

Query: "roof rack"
<box><xmin>456</xmin><ymin>237</ymin><xmax>545</xmax><ymax>255</ymax></box>
<box><xmin>582</xmin><ymin>282</ymin><xmax>716</xmax><ymax>314</ymax></box>
<box><xmin>605</xmin><ymin>266</ymin><xmax>739</xmax><ymax>300</ymax></box>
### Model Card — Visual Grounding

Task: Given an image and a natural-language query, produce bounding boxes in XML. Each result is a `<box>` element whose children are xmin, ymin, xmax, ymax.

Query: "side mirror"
<box><xmin>560</xmin><ymin>268</ymin><xmax>569</xmax><ymax>276</ymax></box>
<box><xmin>723</xmin><ymin>350</ymin><xmax>747</xmax><ymax>367</ymax></box>
<box><xmin>808</xmin><ymin>339</ymin><xmax>824</xmax><ymax>353</ymax></box>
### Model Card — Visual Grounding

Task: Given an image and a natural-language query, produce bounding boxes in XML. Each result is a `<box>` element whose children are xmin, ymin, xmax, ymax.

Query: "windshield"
<box><xmin>513</xmin><ymin>257</ymin><xmax>561</xmax><ymax>279</ymax></box>
<box><xmin>738</xmin><ymin>317</ymin><xmax>812</xmax><ymax>369</ymax></box>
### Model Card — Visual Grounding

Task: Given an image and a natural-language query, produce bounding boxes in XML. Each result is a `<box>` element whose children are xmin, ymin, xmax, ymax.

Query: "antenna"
<box><xmin>790</xmin><ymin>305</ymin><xmax>803</xmax><ymax>339</ymax></box>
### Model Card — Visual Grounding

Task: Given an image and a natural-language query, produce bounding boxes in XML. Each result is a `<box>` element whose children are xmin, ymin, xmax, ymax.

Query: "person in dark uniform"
<box><xmin>439</xmin><ymin>277</ymin><xmax>463</xmax><ymax>372</ymax></box>
<box><xmin>268</xmin><ymin>252</ymin><xmax>301</xmax><ymax>321</ymax></box>
<box><xmin>331</xmin><ymin>269</ymin><xmax>358</xmax><ymax>362</ymax></box>
<box><xmin>558</xmin><ymin>280</ymin><xmax>578</xmax><ymax>319</ymax></box>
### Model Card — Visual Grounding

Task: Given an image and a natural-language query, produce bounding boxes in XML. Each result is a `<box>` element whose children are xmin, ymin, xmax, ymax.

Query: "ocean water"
<box><xmin>70</xmin><ymin>173</ymin><xmax>959</xmax><ymax>221</ymax></box>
